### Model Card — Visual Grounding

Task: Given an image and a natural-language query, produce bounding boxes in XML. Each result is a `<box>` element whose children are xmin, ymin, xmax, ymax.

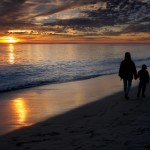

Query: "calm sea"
<box><xmin>0</xmin><ymin>44</ymin><xmax>150</xmax><ymax>92</ymax></box>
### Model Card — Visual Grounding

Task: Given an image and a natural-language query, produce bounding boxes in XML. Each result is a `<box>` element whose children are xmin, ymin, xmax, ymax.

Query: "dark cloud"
<box><xmin>93</xmin><ymin>0</ymin><xmax>150</xmax><ymax>24</ymax></box>
<box><xmin>123</xmin><ymin>23</ymin><xmax>150</xmax><ymax>33</ymax></box>
<box><xmin>1</xmin><ymin>0</ymin><xmax>149</xmax><ymax>26</ymax></box>
<box><xmin>43</xmin><ymin>0</ymin><xmax>150</xmax><ymax>34</ymax></box>
<box><xmin>45</xmin><ymin>18</ymin><xmax>99</xmax><ymax>27</ymax></box>
<box><xmin>0</xmin><ymin>0</ymin><xmax>102</xmax><ymax>23</ymax></box>
<box><xmin>100</xmin><ymin>30</ymin><xmax>123</xmax><ymax>36</ymax></box>
<box><xmin>0</xmin><ymin>0</ymin><xmax>26</xmax><ymax>22</ymax></box>
<box><xmin>34</xmin><ymin>0</ymin><xmax>103</xmax><ymax>17</ymax></box>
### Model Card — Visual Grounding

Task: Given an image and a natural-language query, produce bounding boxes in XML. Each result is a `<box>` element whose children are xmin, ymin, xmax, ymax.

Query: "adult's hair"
<box><xmin>125</xmin><ymin>52</ymin><xmax>131</xmax><ymax>60</ymax></box>
<box><xmin>142</xmin><ymin>64</ymin><xmax>147</xmax><ymax>70</ymax></box>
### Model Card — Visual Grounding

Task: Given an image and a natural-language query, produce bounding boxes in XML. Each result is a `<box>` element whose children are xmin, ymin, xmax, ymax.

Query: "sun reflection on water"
<box><xmin>8</xmin><ymin>44</ymin><xmax>15</xmax><ymax>64</ymax></box>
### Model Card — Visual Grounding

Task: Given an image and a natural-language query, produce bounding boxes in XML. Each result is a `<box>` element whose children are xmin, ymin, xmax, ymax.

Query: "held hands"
<box><xmin>134</xmin><ymin>74</ymin><xmax>138</xmax><ymax>80</ymax></box>
<box><xmin>134</xmin><ymin>76</ymin><xmax>137</xmax><ymax>80</ymax></box>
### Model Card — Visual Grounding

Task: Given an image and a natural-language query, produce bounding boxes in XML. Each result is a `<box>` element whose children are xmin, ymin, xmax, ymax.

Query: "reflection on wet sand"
<box><xmin>0</xmin><ymin>74</ymin><xmax>126</xmax><ymax>135</ymax></box>
<box><xmin>12</xmin><ymin>98</ymin><xmax>27</xmax><ymax>125</ymax></box>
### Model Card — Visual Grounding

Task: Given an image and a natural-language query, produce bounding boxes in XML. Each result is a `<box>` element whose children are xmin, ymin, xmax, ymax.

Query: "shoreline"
<box><xmin>0</xmin><ymin>74</ymin><xmax>118</xmax><ymax>93</ymax></box>
<box><xmin>0</xmin><ymin>74</ymin><xmax>127</xmax><ymax>135</ymax></box>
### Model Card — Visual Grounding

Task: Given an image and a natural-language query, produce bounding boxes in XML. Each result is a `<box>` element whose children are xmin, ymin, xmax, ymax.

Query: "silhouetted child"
<box><xmin>137</xmin><ymin>64</ymin><xmax>149</xmax><ymax>98</ymax></box>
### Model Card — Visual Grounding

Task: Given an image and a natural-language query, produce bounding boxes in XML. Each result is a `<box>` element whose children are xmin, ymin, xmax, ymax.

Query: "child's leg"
<box><xmin>142</xmin><ymin>83</ymin><xmax>146</xmax><ymax>97</ymax></box>
<box><xmin>137</xmin><ymin>82</ymin><xmax>142</xmax><ymax>97</ymax></box>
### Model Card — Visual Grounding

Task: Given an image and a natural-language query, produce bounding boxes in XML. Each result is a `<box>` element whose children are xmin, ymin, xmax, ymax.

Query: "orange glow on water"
<box><xmin>8</xmin><ymin>44</ymin><xmax>15</xmax><ymax>64</ymax></box>
<box><xmin>13</xmin><ymin>98</ymin><xmax>27</xmax><ymax>124</ymax></box>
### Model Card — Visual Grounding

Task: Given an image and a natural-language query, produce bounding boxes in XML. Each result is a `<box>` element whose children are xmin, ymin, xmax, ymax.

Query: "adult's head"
<box><xmin>124</xmin><ymin>52</ymin><xmax>131</xmax><ymax>61</ymax></box>
<box><xmin>142</xmin><ymin>64</ymin><xmax>147</xmax><ymax>70</ymax></box>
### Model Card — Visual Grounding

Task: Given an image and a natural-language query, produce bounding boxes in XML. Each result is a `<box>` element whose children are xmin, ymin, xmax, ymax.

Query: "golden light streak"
<box><xmin>8</xmin><ymin>30</ymin><xmax>32</xmax><ymax>34</ymax></box>
<box><xmin>8</xmin><ymin>44</ymin><xmax>15</xmax><ymax>64</ymax></box>
<box><xmin>13</xmin><ymin>98</ymin><xmax>27</xmax><ymax>124</ymax></box>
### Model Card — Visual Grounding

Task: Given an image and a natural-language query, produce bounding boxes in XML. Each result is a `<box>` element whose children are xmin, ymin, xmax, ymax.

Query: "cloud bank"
<box><xmin>0</xmin><ymin>0</ymin><xmax>150</xmax><ymax>43</ymax></box>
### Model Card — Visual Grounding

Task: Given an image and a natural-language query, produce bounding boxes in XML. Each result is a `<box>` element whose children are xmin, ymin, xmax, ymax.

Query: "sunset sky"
<box><xmin>0</xmin><ymin>0</ymin><xmax>150</xmax><ymax>43</ymax></box>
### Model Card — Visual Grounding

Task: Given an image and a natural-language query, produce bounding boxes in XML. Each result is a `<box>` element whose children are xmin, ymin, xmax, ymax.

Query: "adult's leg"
<box><xmin>123</xmin><ymin>79</ymin><xmax>127</xmax><ymax>94</ymax></box>
<box><xmin>127</xmin><ymin>80</ymin><xmax>132</xmax><ymax>95</ymax></box>
<box><xmin>123</xmin><ymin>79</ymin><xmax>131</xmax><ymax>99</ymax></box>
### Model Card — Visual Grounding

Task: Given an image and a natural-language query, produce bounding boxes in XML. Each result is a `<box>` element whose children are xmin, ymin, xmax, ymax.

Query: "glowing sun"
<box><xmin>0</xmin><ymin>36</ymin><xmax>19</xmax><ymax>43</ymax></box>
<box><xmin>6</xmin><ymin>37</ymin><xmax>18</xmax><ymax>43</ymax></box>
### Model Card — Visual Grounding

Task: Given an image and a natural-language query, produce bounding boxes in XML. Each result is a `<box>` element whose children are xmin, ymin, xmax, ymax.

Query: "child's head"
<box><xmin>142</xmin><ymin>64</ymin><xmax>147</xmax><ymax>70</ymax></box>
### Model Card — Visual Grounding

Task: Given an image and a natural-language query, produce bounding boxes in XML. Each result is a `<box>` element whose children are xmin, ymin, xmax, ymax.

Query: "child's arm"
<box><xmin>135</xmin><ymin>71</ymin><xmax>139</xmax><ymax>80</ymax></box>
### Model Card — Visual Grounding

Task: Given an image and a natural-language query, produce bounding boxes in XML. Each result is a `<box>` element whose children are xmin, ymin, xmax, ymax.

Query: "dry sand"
<box><xmin>0</xmin><ymin>75</ymin><xmax>150</xmax><ymax>150</ymax></box>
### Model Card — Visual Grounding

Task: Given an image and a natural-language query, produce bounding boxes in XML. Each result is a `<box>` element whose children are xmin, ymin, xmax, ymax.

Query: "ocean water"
<box><xmin>0</xmin><ymin>44</ymin><xmax>150</xmax><ymax>92</ymax></box>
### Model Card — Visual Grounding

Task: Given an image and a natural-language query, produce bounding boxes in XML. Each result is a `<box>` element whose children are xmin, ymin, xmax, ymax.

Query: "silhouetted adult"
<box><xmin>119</xmin><ymin>52</ymin><xmax>137</xmax><ymax>99</ymax></box>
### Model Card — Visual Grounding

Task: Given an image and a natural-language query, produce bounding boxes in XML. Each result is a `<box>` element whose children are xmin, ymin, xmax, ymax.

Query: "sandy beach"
<box><xmin>0</xmin><ymin>74</ymin><xmax>150</xmax><ymax>150</ymax></box>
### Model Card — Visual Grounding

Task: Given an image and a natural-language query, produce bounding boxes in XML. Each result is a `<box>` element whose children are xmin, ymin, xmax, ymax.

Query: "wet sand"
<box><xmin>0</xmin><ymin>74</ymin><xmax>150</xmax><ymax>150</ymax></box>
<box><xmin>0</xmin><ymin>74</ymin><xmax>126</xmax><ymax>135</ymax></box>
